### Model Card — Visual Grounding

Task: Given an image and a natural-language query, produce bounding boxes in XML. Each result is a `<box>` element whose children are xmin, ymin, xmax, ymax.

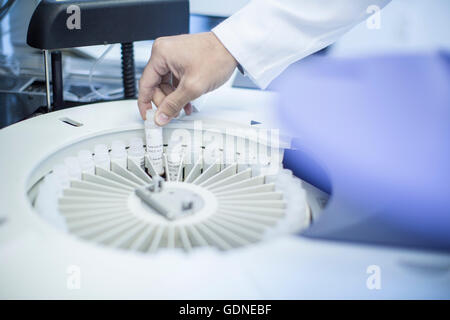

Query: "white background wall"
<box><xmin>191</xmin><ymin>0</ymin><xmax>450</xmax><ymax>56</ymax></box>
<box><xmin>330</xmin><ymin>0</ymin><xmax>450</xmax><ymax>56</ymax></box>
<box><xmin>190</xmin><ymin>0</ymin><xmax>249</xmax><ymax>17</ymax></box>
<box><xmin>4</xmin><ymin>0</ymin><xmax>449</xmax><ymax>60</ymax></box>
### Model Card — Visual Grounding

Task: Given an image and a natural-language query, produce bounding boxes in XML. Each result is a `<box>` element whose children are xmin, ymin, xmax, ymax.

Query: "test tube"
<box><xmin>93</xmin><ymin>144</ymin><xmax>111</xmax><ymax>171</ymax></box>
<box><xmin>52</xmin><ymin>164</ymin><xmax>70</xmax><ymax>189</ymax></box>
<box><xmin>110</xmin><ymin>140</ymin><xmax>127</xmax><ymax>168</ymax></box>
<box><xmin>64</xmin><ymin>157</ymin><xmax>82</xmax><ymax>180</ymax></box>
<box><xmin>77</xmin><ymin>150</ymin><xmax>95</xmax><ymax>175</ymax></box>
<box><xmin>128</xmin><ymin>137</ymin><xmax>145</xmax><ymax>169</ymax></box>
<box><xmin>166</xmin><ymin>136</ymin><xmax>183</xmax><ymax>182</ymax></box>
<box><xmin>145</xmin><ymin>109</ymin><xmax>164</xmax><ymax>175</ymax></box>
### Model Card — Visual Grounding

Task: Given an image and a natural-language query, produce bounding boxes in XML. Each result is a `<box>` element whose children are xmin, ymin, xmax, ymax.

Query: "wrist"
<box><xmin>208</xmin><ymin>31</ymin><xmax>238</xmax><ymax>70</ymax></box>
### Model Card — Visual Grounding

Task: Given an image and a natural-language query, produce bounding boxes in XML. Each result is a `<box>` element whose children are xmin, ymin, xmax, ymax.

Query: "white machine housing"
<box><xmin>0</xmin><ymin>83</ymin><xmax>449</xmax><ymax>299</ymax></box>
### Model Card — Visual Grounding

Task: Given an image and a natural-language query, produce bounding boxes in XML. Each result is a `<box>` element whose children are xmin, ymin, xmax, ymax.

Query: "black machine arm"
<box><xmin>26</xmin><ymin>0</ymin><xmax>189</xmax><ymax>107</ymax></box>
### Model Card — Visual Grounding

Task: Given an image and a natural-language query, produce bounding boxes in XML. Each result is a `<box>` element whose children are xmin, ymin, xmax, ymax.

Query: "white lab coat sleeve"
<box><xmin>212</xmin><ymin>0</ymin><xmax>391</xmax><ymax>89</ymax></box>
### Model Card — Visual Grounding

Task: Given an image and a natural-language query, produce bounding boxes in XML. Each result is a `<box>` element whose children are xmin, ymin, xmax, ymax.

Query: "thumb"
<box><xmin>155</xmin><ymin>84</ymin><xmax>199</xmax><ymax>126</ymax></box>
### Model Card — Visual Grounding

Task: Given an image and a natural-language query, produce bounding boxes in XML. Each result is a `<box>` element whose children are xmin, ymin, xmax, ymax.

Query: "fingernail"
<box><xmin>156</xmin><ymin>112</ymin><xmax>170</xmax><ymax>126</ymax></box>
<box><xmin>185</xmin><ymin>104</ymin><xmax>193</xmax><ymax>115</ymax></box>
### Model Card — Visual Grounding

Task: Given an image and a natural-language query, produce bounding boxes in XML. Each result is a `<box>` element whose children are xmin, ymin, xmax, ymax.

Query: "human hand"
<box><xmin>138</xmin><ymin>32</ymin><xmax>238</xmax><ymax>125</ymax></box>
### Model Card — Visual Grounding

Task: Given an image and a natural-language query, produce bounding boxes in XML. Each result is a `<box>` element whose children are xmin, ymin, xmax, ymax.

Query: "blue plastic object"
<box><xmin>275</xmin><ymin>51</ymin><xmax>450</xmax><ymax>250</ymax></box>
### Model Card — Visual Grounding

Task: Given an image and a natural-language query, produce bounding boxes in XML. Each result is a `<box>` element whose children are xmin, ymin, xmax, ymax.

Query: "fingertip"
<box><xmin>184</xmin><ymin>103</ymin><xmax>193</xmax><ymax>115</ymax></box>
<box><xmin>138</xmin><ymin>105</ymin><xmax>146</xmax><ymax>120</ymax></box>
<box><xmin>138</xmin><ymin>99</ymin><xmax>152</xmax><ymax>120</ymax></box>
<box><xmin>142</xmin><ymin>108</ymin><xmax>148</xmax><ymax>120</ymax></box>
<box><xmin>155</xmin><ymin>110</ymin><xmax>170</xmax><ymax>126</ymax></box>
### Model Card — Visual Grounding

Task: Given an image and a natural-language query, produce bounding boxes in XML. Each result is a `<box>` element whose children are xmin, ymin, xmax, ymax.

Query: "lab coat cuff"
<box><xmin>212</xmin><ymin>2</ymin><xmax>274</xmax><ymax>89</ymax></box>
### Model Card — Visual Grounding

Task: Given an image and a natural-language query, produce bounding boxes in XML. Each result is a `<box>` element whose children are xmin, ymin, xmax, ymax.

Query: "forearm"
<box><xmin>213</xmin><ymin>0</ymin><xmax>391</xmax><ymax>89</ymax></box>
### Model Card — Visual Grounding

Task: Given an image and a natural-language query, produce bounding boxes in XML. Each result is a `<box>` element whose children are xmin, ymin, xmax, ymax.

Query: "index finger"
<box><xmin>138</xmin><ymin>63</ymin><xmax>164</xmax><ymax>119</ymax></box>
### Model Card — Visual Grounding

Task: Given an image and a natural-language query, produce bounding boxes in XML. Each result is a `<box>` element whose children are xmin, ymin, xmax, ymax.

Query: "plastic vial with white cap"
<box><xmin>203</xmin><ymin>137</ymin><xmax>222</xmax><ymax>170</ymax></box>
<box><xmin>93</xmin><ymin>144</ymin><xmax>111</xmax><ymax>171</ymax></box>
<box><xmin>128</xmin><ymin>137</ymin><xmax>145</xmax><ymax>169</ymax></box>
<box><xmin>35</xmin><ymin>173</ymin><xmax>67</xmax><ymax>231</ymax></box>
<box><xmin>64</xmin><ymin>157</ymin><xmax>82</xmax><ymax>180</ymax></box>
<box><xmin>145</xmin><ymin>109</ymin><xmax>164</xmax><ymax>175</ymax></box>
<box><xmin>77</xmin><ymin>150</ymin><xmax>95</xmax><ymax>175</ymax></box>
<box><xmin>236</xmin><ymin>140</ymin><xmax>249</xmax><ymax>172</ymax></box>
<box><xmin>185</xmin><ymin>140</ymin><xmax>203</xmax><ymax>174</ymax></box>
<box><xmin>166</xmin><ymin>136</ymin><xmax>183</xmax><ymax>182</ymax></box>
<box><xmin>52</xmin><ymin>164</ymin><xmax>70</xmax><ymax>190</ymax></box>
<box><xmin>110</xmin><ymin>140</ymin><xmax>127</xmax><ymax>168</ymax></box>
